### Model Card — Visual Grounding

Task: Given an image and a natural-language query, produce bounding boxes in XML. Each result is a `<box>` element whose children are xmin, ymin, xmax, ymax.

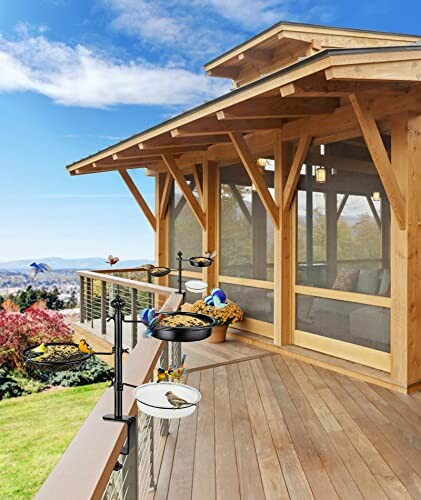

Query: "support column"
<box><xmin>202</xmin><ymin>159</ymin><xmax>218</xmax><ymax>292</ymax></box>
<box><xmin>155</xmin><ymin>173</ymin><xmax>170</xmax><ymax>299</ymax></box>
<box><xmin>274</xmin><ymin>138</ymin><xmax>294</xmax><ymax>345</ymax></box>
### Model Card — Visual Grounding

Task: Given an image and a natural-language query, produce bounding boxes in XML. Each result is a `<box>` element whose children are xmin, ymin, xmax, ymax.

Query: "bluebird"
<box><xmin>29</xmin><ymin>262</ymin><xmax>53</xmax><ymax>282</ymax></box>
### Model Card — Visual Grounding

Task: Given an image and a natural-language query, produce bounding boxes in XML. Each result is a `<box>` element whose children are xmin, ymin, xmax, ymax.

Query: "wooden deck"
<box><xmin>153</xmin><ymin>354</ymin><xmax>421</xmax><ymax>500</ymax></box>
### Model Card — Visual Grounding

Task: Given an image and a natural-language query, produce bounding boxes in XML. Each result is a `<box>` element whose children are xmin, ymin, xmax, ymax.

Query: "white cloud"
<box><xmin>0</xmin><ymin>32</ymin><xmax>229</xmax><ymax>108</ymax></box>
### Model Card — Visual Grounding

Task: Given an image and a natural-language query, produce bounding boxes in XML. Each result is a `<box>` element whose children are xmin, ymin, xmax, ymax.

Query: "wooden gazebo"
<box><xmin>67</xmin><ymin>22</ymin><xmax>421</xmax><ymax>393</ymax></box>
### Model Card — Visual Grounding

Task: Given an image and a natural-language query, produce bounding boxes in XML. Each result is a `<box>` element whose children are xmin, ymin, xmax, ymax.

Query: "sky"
<box><xmin>0</xmin><ymin>0</ymin><xmax>420</xmax><ymax>262</ymax></box>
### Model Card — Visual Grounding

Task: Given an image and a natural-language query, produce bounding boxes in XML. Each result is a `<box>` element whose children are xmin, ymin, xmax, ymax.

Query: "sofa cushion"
<box><xmin>355</xmin><ymin>269</ymin><xmax>381</xmax><ymax>295</ymax></box>
<box><xmin>378</xmin><ymin>269</ymin><xmax>390</xmax><ymax>296</ymax></box>
<box><xmin>332</xmin><ymin>269</ymin><xmax>359</xmax><ymax>291</ymax></box>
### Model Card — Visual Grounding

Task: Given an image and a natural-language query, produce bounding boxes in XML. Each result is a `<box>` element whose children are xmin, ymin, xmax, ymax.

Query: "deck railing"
<box><xmin>37</xmin><ymin>272</ymin><xmax>183</xmax><ymax>500</ymax></box>
<box><xmin>79</xmin><ymin>268</ymin><xmax>173</xmax><ymax>350</ymax></box>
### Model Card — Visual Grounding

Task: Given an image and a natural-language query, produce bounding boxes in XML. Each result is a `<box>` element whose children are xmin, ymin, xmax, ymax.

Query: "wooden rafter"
<box><xmin>238</xmin><ymin>48</ymin><xmax>273</xmax><ymax>66</ymax></box>
<box><xmin>229</xmin><ymin>131</ymin><xmax>279</xmax><ymax>229</ymax></box>
<box><xmin>216</xmin><ymin>97</ymin><xmax>339</xmax><ymax>120</ymax></box>
<box><xmin>139</xmin><ymin>134</ymin><xmax>231</xmax><ymax>150</ymax></box>
<box><xmin>119</xmin><ymin>169</ymin><xmax>156</xmax><ymax>231</ymax></box>
<box><xmin>282</xmin><ymin>135</ymin><xmax>312</xmax><ymax>211</ymax></box>
<box><xmin>114</xmin><ymin>145</ymin><xmax>208</xmax><ymax>158</ymax></box>
<box><xmin>349</xmin><ymin>93</ymin><xmax>406</xmax><ymax>229</ymax></box>
<box><xmin>171</xmin><ymin>117</ymin><xmax>283</xmax><ymax>137</ymax></box>
<box><xmin>161</xmin><ymin>154</ymin><xmax>206</xmax><ymax>230</ymax></box>
<box><xmin>192</xmin><ymin>165</ymin><xmax>203</xmax><ymax>204</ymax></box>
<box><xmin>159</xmin><ymin>173</ymin><xmax>173</xmax><ymax>219</ymax></box>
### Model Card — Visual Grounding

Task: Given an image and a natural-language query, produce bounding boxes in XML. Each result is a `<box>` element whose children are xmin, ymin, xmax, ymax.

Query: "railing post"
<box><xmin>131</xmin><ymin>288</ymin><xmax>138</xmax><ymax>349</ymax></box>
<box><xmin>101</xmin><ymin>281</ymin><xmax>107</xmax><ymax>335</ymax></box>
<box><xmin>160</xmin><ymin>343</ymin><xmax>169</xmax><ymax>436</ymax></box>
<box><xmin>80</xmin><ymin>276</ymin><xmax>85</xmax><ymax>323</ymax></box>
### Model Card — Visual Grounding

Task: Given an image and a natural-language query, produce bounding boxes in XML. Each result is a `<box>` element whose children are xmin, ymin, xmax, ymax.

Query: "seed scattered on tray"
<box><xmin>28</xmin><ymin>344</ymin><xmax>88</xmax><ymax>363</ymax></box>
<box><xmin>159</xmin><ymin>315</ymin><xmax>209</xmax><ymax>328</ymax></box>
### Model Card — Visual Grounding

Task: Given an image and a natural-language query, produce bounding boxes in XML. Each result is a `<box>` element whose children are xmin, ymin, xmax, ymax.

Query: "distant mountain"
<box><xmin>0</xmin><ymin>257</ymin><xmax>154</xmax><ymax>271</ymax></box>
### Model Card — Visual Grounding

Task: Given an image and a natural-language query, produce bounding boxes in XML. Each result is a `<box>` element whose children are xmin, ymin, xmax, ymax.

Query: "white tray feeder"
<box><xmin>133</xmin><ymin>382</ymin><xmax>201</xmax><ymax>419</ymax></box>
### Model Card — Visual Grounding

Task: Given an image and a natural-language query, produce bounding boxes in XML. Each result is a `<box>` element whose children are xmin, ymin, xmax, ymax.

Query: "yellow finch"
<box><xmin>78</xmin><ymin>339</ymin><xmax>95</xmax><ymax>354</ymax></box>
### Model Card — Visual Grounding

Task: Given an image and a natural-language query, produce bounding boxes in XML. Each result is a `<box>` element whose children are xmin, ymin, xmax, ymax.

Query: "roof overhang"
<box><xmin>67</xmin><ymin>45</ymin><xmax>421</xmax><ymax>176</ymax></box>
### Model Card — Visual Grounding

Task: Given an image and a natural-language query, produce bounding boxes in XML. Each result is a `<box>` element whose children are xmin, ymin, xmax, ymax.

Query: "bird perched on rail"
<box><xmin>156</xmin><ymin>367</ymin><xmax>168</xmax><ymax>383</ymax></box>
<box><xmin>78</xmin><ymin>339</ymin><xmax>95</xmax><ymax>355</ymax></box>
<box><xmin>29</xmin><ymin>262</ymin><xmax>53</xmax><ymax>283</ymax></box>
<box><xmin>167</xmin><ymin>354</ymin><xmax>187</xmax><ymax>383</ymax></box>
<box><xmin>165</xmin><ymin>391</ymin><xmax>192</xmax><ymax>408</ymax></box>
<box><xmin>106</xmin><ymin>255</ymin><xmax>120</xmax><ymax>267</ymax></box>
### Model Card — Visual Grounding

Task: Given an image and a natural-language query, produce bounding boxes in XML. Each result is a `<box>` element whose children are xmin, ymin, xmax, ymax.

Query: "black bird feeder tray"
<box><xmin>149</xmin><ymin>311</ymin><xmax>217</xmax><ymax>342</ymax></box>
<box><xmin>148</xmin><ymin>266</ymin><xmax>172</xmax><ymax>278</ymax></box>
<box><xmin>23</xmin><ymin>342</ymin><xmax>92</xmax><ymax>372</ymax></box>
<box><xmin>188</xmin><ymin>256</ymin><xmax>213</xmax><ymax>268</ymax></box>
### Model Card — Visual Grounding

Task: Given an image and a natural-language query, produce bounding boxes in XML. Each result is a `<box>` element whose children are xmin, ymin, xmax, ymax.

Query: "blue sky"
<box><xmin>0</xmin><ymin>0</ymin><xmax>420</xmax><ymax>262</ymax></box>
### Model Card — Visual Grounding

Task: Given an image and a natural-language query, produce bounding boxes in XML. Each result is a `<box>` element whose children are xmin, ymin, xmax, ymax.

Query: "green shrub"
<box><xmin>0</xmin><ymin>366</ymin><xmax>24</xmax><ymax>399</ymax></box>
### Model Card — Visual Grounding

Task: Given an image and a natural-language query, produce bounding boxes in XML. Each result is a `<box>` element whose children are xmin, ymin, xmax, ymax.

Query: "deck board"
<box><xmin>154</xmin><ymin>353</ymin><xmax>421</xmax><ymax>499</ymax></box>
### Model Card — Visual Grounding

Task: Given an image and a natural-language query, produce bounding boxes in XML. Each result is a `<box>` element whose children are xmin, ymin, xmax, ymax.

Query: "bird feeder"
<box><xmin>23</xmin><ymin>342</ymin><xmax>92</xmax><ymax>372</ymax></box>
<box><xmin>149</xmin><ymin>311</ymin><xmax>217</xmax><ymax>342</ymax></box>
<box><xmin>134</xmin><ymin>382</ymin><xmax>201</xmax><ymax>419</ymax></box>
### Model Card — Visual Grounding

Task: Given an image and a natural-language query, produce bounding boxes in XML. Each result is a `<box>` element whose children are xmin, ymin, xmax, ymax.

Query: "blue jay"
<box><xmin>29</xmin><ymin>262</ymin><xmax>53</xmax><ymax>282</ymax></box>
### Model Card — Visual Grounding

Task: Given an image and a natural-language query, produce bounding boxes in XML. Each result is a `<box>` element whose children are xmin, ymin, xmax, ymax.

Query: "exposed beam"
<box><xmin>227</xmin><ymin>184</ymin><xmax>252</xmax><ymax>225</ymax></box>
<box><xmin>325</xmin><ymin>60</ymin><xmax>421</xmax><ymax>82</ymax></box>
<box><xmin>171</xmin><ymin>117</ymin><xmax>283</xmax><ymax>137</ymax></box>
<box><xmin>366</xmin><ymin>196</ymin><xmax>382</xmax><ymax>229</ymax></box>
<box><xmin>119</xmin><ymin>169</ymin><xmax>156</xmax><ymax>231</ymax></box>
<box><xmin>336</xmin><ymin>194</ymin><xmax>349</xmax><ymax>220</ymax></box>
<box><xmin>282</xmin><ymin>135</ymin><xmax>312</xmax><ymax>211</ymax></box>
<box><xmin>161</xmin><ymin>154</ymin><xmax>206</xmax><ymax>230</ymax></box>
<box><xmin>192</xmin><ymin>164</ymin><xmax>203</xmax><ymax>204</ymax></box>
<box><xmin>74</xmin><ymin>162</ymin><xmax>161</xmax><ymax>175</ymax></box>
<box><xmin>238</xmin><ymin>48</ymin><xmax>273</xmax><ymax>66</ymax></box>
<box><xmin>94</xmin><ymin>156</ymin><xmax>163</xmax><ymax>167</ymax></box>
<box><xmin>280</xmin><ymin>77</ymin><xmax>411</xmax><ymax>97</ymax></box>
<box><xmin>216</xmin><ymin>96</ymin><xmax>339</xmax><ymax>120</ymax></box>
<box><xmin>349</xmin><ymin>93</ymin><xmax>406</xmax><ymax>230</ymax></box>
<box><xmin>207</xmin><ymin>66</ymin><xmax>239</xmax><ymax>79</ymax></box>
<box><xmin>114</xmin><ymin>145</ymin><xmax>209</xmax><ymax>158</ymax></box>
<box><xmin>159</xmin><ymin>173</ymin><xmax>173</xmax><ymax>219</ymax></box>
<box><xmin>139</xmin><ymin>134</ymin><xmax>231</xmax><ymax>149</ymax></box>
<box><xmin>229</xmin><ymin>131</ymin><xmax>279</xmax><ymax>229</ymax></box>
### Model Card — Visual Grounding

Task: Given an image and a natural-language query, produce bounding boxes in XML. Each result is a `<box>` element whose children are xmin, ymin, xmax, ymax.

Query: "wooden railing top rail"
<box><xmin>37</xmin><ymin>292</ymin><xmax>183</xmax><ymax>500</ymax></box>
<box><xmin>94</xmin><ymin>266</ymin><xmax>153</xmax><ymax>275</ymax></box>
<box><xmin>78</xmin><ymin>270</ymin><xmax>177</xmax><ymax>296</ymax></box>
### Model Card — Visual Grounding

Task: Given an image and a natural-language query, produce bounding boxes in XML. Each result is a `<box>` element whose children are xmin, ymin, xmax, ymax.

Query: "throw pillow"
<box><xmin>332</xmin><ymin>269</ymin><xmax>359</xmax><ymax>291</ymax></box>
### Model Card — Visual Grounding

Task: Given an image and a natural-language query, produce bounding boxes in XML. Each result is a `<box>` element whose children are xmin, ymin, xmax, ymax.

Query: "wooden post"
<box><xmin>202</xmin><ymin>158</ymin><xmax>218</xmax><ymax>292</ymax></box>
<box><xmin>155</xmin><ymin>173</ymin><xmax>170</xmax><ymax>303</ymax></box>
<box><xmin>274</xmin><ymin>138</ymin><xmax>294</xmax><ymax>345</ymax></box>
<box><xmin>305</xmin><ymin>165</ymin><xmax>313</xmax><ymax>282</ymax></box>
<box><xmin>252</xmin><ymin>191</ymin><xmax>267</xmax><ymax>280</ymax></box>
<box><xmin>326</xmin><ymin>188</ymin><xmax>338</xmax><ymax>287</ymax></box>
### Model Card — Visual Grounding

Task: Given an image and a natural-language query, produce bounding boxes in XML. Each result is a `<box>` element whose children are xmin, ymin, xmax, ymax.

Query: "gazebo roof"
<box><xmin>67</xmin><ymin>44</ymin><xmax>421</xmax><ymax>176</ymax></box>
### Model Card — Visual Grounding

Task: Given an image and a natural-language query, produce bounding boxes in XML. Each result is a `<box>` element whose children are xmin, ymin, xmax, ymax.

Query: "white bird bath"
<box><xmin>133</xmin><ymin>382</ymin><xmax>201</xmax><ymax>419</ymax></box>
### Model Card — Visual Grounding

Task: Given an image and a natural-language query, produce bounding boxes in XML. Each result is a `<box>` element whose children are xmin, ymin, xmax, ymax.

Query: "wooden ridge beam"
<box><xmin>171</xmin><ymin>117</ymin><xmax>283</xmax><ymax>137</ymax></box>
<box><xmin>119</xmin><ymin>169</ymin><xmax>156</xmax><ymax>231</ymax></box>
<box><xmin>216</xmin><ymin>96</ymin><xmax>339</xmax><ymax>120</ymax></box>
<box><xmin>161</xmin><ymin>154</ymin><xmax>206</xmax><ymax>230</ymax></box>
<box><xmin>229</xmin><ymin>131</ymin><xmax>279</xmax><ymax>228</ymax></box>
<box><xmin>283</xmin><ymin>135</ymin><xmax>312</xmax><ymax>211</ymax></box>
<box><xmin>349</xmin><ymin>93</ymin><xmax>406</xmax><ymax>229</ymax></box>
<box><xmin>159</xmin><ymin>173</ymin><xmax>173</xmax><ymax>219</ymax></box>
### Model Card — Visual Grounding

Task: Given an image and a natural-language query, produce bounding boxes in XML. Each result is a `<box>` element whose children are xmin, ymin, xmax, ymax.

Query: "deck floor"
<box><xmin>153</xmin><ymin>354</ymin><xmax>421</xmax><ymax>500</ymax></box>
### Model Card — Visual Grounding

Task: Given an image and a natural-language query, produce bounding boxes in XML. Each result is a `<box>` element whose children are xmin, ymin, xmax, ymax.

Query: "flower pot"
<box><xmin>207</xmin><ymin>325</ymin><xmax>228</xmax><ymax>343</ymax></box>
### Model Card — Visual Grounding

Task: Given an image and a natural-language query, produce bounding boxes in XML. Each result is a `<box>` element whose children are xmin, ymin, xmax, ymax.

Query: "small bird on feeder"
<box><xmin>204</xmin><ymin>251</ymin><xmax>217</xmax><ymax>259</ymax></box>
<box><xmin>78</xmin><ymin>339</ymin><xmax>95</xmax><ymax>354</ymax></box>
<box><xmin>204</xmin><ymin>288</ymin><xmax>227</xmax><ymax>309</ymax></box>
<box><xmin>29</xmin><ymin>262</ymin><xmax>53</xmax><ymax>282</ymax></box>
<box><xmin>156</xmin><ymin>367</ymin><xmax>168</xmax><ymax>383</ymax></box>
<box><xmin>165</xmin><ymin>391</ymin><xmax>191</xmax><ymax>408</ymax></box>
<box><xmin>168</xmin><ymin>354</ymin><xmax>187</xmax><ymax>382</ymax></box>
<box><xmin>31</xmin><ymin>342</ymin><xmax>48</xmax><ymax>360</ymax></box>
<box><xmin>106</xmin><ymin>255</ymin><xmax>120</xmax><ymax>266</ymax></box>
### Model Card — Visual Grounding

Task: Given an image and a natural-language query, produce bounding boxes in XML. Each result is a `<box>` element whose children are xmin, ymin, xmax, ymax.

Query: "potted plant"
<box><xmin>190</xmin><ymin>289</ymin><xmax>244</xmax><ymax>343</ymax></box>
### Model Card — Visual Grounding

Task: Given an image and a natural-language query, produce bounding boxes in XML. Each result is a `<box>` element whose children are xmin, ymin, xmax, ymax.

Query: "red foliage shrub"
<box><xmin>0</xmin><ymin>307</ymin><xmax>73</xmax><ymax>370</ymax></box>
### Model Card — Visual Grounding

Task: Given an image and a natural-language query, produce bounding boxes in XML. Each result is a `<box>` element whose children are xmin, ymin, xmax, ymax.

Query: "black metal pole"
<box><xmin>177</xmin><ymin>251</ymin><xmax>183</xmax><ymax>294</ymax></box>
<box><xmin>112</xmin><ymin>296</ymin><xmax>125</xmax><ymax>420</ymax></box>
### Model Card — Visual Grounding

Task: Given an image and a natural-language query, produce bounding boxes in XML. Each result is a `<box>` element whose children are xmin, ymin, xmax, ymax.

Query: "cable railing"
<box><xmin>37</xmin><ymin>289</ymin><xmax>184</xmax><ymax>500</ymax></box>
<box><xmin>78</xmin><ymin>269</ymin><xmax>173</xmax><ymax>349</ymax></box>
